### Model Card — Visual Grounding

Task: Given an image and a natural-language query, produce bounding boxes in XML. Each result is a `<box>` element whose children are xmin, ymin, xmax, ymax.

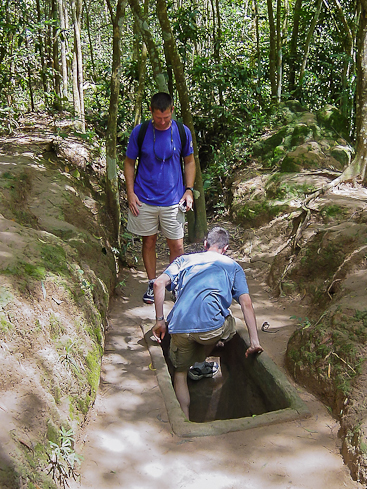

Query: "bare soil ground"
<box><xmin>1</xmin><ymin>114</ymin><xmax>366</xmax><ymax>488</ymax></box>
<box><xmin>69</xmin><ymin>251</ymin><xmax>363</xmax><ymax>489</ymax></box>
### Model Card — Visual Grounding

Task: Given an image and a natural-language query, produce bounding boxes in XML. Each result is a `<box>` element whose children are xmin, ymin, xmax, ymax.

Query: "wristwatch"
<box><xmin>156</xmin><ymin>316</ymin><xmax>165</xmax><ymax>321</ymax></box>
<box><xmin>185</xmin><ymin>187</ymin><xmax>194</xmax><ymax>193</ymax></box>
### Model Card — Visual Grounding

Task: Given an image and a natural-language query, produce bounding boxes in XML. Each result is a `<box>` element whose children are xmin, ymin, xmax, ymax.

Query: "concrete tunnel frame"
<box><xmin>140</xmin><ymin>320</ymin><xmax>311</xmax><ymax>438</ymax></box>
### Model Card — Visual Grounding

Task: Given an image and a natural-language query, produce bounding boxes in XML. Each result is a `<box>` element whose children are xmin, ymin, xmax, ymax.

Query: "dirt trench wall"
<box><xmin>0</xmin><ymin>134</ymin><xmax>116</xmax><ymax>488</ymax></box>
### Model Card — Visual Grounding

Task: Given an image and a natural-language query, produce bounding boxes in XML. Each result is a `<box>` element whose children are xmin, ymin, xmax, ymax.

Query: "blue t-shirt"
<box><xmin>164</xmin><ymin>251</ymin><xmax>249</xmax><ymax>334</ymax></box>
<box><xmin>126</xmin><ymin>120</ymin><xmax>193</xmax><ymax>206</ymax></box>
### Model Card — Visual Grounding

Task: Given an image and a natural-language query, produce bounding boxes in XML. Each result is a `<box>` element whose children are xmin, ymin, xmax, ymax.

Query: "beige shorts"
<box><xmin>169</xmin><ymin>314</ymin><xmax>237</xmax><ymax>371</ymax></box>
<box><xmin>127</xmin><ymin>203</ymin><xmax>185</xmax><ymax>239</ymax></box>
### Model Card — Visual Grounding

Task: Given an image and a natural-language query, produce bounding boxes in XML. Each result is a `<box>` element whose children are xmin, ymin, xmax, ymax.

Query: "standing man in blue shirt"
<box><xmin>124</xmin><ymin>92</ymin><xmax>196</xmax><ymax>304</ymax></box>
<box><xmin>152</xmin><ymin>227</ymin><xmax>263</xmax><ymax>419</ymax></box>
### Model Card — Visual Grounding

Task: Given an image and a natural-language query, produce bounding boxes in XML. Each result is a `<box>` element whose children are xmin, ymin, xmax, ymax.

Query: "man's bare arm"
<box><xmin>239</xmin><ymin>293</ymin><xmax>263</xmax><ymax>357</ymax></box>
<box><xmin>152</xmin><ymin>273</ymin><xmax>171</xmax><ymax>343</ymax></box>
<box><xmin>124</xmin><ymin>156</ymin><xmax>141</xmax><ymax>216</ymax></box>
<box><xmin>181</xmin><ymin>154</ymin><xmax>196</xmax><ymax>210</ymax></box>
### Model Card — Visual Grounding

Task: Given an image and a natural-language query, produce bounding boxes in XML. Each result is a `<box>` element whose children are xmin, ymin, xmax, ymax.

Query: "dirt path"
<box><xmin>69</xmin><ymin>261</ymin><xmax>362</xmax><ymax>489</ymax></box>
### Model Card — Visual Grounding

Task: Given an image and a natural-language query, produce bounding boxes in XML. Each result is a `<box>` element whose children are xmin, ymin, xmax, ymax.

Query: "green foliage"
<box><xmin>266</xmin><ymin>174</ymin><xmax>316</xmax><ymax>200</ymax></box>
<box><xmin>85</xmin><ymin>348</ymin><xmax>102</xmax><ymax>395</ymax></box>
<box><xmin>237</xmin><ymin>201</ymin><xmax>287</xmax><ymax>225</ymax></box>
<box><xmin>59</xmin><ymin>339</ymin><xmax>80</xmax><ymax>373</ymax></box>
<box><xmin>298</xmin><ymin>240</ymin><xmax>346</xmax><ymax>280</ymax></box>
<box><xmin>320</xmin><ymin>204</ymin><xmax>347</xmax><ymax>221</ymax></box>
<box><xmin>0</xmin><ymin>312</ymin><xmax>13</xmax><ymax>334</ymax></box>
<box><xmin>47</xmin><ymin>427</ymin><xmax>83</xmax><ymax>489</ymax></box>
<box><xmin>288</xmin><ymin>309</ymin><xmax>367</xmax><ymax>399</ymax></box>
<box><xmin>49</xmin><ymin>313</ymin><xmax>65</xmax><ymax>339</ymax></box>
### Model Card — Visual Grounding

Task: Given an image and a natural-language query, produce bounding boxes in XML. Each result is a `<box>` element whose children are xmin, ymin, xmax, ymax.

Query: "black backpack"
<box><xmin>135</xmin><ymin>119</ymin><xmax>187</xmax><ymax>178</ymax></box>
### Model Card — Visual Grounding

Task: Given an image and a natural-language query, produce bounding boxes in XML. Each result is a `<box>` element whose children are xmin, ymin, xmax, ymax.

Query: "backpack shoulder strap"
<box><xmin>175</xmin><ymin>121</ymin><xmax>188</xmax><ymax>181</ymax></box>
<box><xmin>137</xmin><ymin>120</ymin><xmax>150</xmax><ymax>159</ymax></box>
<box><xmin>175</xmin><ymin>120</ymin><xmax>187</xmax><ymax>157</ymax></box>
<box><xmin>135</xmin><ymin>120</ymin><xmax>150</xmax><ymax>180</ymax></box>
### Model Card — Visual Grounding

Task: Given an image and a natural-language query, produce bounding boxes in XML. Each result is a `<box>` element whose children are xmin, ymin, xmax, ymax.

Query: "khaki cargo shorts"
<box><xmin>169</xmin><ymin>313</ymin><xmax>237</xmax><ymax>371</ymax></box>
<box><xmin>127</xmin><ymin>203</ymin><xmax>185</xmax><ymax>239</ymax></box>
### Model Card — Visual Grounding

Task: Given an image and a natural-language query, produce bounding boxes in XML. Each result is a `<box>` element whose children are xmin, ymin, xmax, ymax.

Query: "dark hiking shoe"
<box><xmin>188</xmin><ymin>361</ymin><xmax>219</xmax><ymax>380</ymax></box>
<box><xmin>143</xmin><ymin>281</ymin><xmax>154</xmax><ymax>304</ymax></box>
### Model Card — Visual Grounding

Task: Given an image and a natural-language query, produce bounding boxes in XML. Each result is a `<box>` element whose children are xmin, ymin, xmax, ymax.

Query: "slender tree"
<box><xmin>71</xmin><ymin>0</ymin><xmax>85</xmax><ymax>131</ymax></box>
<box><xmin>105</xmin><ymin>0</ymin><xmax>127</xmax><ymax>246</ymax></box>
<box><xmin>127</xmin><ymin>0</ymin><xmax>168</xmax><ymax>92</ymax></box>
<box><xmin>84</xmin><ymin>0</ymin><xmax>98</xmax><ymax>83</ymax></box>
<box><xmin>252</xmin><ymin>0</ymin><xmax>262</xmax><ymax>102</ymax></box>
<box><xmin>51</xmin><ymin>0</ymin><xmax>62</xmax><ymax>108</ymax></box>
<box><xmin>288</xmin><ymin>0</ymin><xmax>302</xmax><ymax>95</ymax></box>
<box><xmin>341</xmin><ymin>1</ymin><xmax>367</xmax><ymax>183</ymax></box>
<box><xmin>156</xmin><ymin>0</ymin><xmax>207</xmax><ymax>241</ymax></box>
<box><xmin>36</xmin><ymin>0</ymin><xmax>48</xmax><ymax>96</ymax></box>
<box><xmin>267</xmin><ymin>0</ymin><xmax>277</xmax><ymax>99</ymax></box>
<box><xmin>330</xmin><ymin>0</ymin><xmax>354</xmax><ymax>120</ymax></box>
<box><xmin>297</xmin><ymin>0</ymin><xmax>323</xmax><ymax>97</ymax></box>
<box><xmin>276</xmin><ymin>0</ymin><xmax>282</xmax><ymax>102</ymax></box>
<box><xmin>57</xmin><ymin>0</ymin><xmax>68</xmax><ymax>99</ymax></box>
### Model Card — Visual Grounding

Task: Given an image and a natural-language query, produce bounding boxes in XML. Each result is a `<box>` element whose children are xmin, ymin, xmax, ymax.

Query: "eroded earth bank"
<box><xmin>0</xmin><ymin>108</ymin><xmax>367</xmax><ymax>488</ymax></box>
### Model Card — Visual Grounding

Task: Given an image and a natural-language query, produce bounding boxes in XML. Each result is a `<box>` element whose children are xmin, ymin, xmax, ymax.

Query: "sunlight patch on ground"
<box><xmin>140</xmin><ymin>462</ymin><xmax>165</xmax><ymax>478</ymax></box>
<box><xmin>98</xmin><ymin>426</ymin><xmax>152</xmax><ymax>453</ymax></box>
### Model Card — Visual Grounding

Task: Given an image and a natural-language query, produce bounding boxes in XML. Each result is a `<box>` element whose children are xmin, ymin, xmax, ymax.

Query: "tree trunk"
<box><xmin>288</xmin><ymin>0</ymin><xmax>302</xmax><ymax>95</ymax></box>
<box><xmin>104</xmin><ymin>0</ymin><xmax>126</xmax><ymax>247</ymax></box>
<box><xmin>58</xmin><ymin>0</ymin><xmax>68</xmax><ymax>99</ymax></box>
<box><xmin>156</xmin><ymin>0</ymin><xmax>207</xmax><ymax>242</ymax></box>
<box><xmin>84</xmin><ymin>0</ymin><xmax>97</xmax><ymax>83</ymax></box>
<box><xmin>252</xmin><ymin>0</ymin><xmax>262</xmax><ymax>103</ymax></box>
<box><xmin>331</xmin><ymin>0</ymin><xmax>354</xmax><ymax>121</ymax></box>
<box><xmin>72</xmin><ymin>52</ymin><xmax>81</xmax><ymax>116</ymax></box>
<box><xmin>133</xmin><ymin>35</ymin><xmax>148</xmax><ymax>127</ymax></box>
<box><xmin>25</xmin><ymin>34</ymin><xmax>35</xmax><ymax>111</ymax></box>
<box><xmin>300</xmin><ymin>4</ymin><xmax>367</xmax><ymax>201</ymax></box>
<box><xmin>342</xmin><ymin>2</ymin><xmax>367</xmax><ymax>183</ymax></box>
<box><xmin>132</xmin><ymin>0</ymin><xmax>149</xmax><ymax>119</ymax></box>
<box><xmin>51</xmin><ymin>0</ymin><xmax>62</xmax><ymax>108</ymax></box>
<box><xmin>267</xmin><ymin>0</ymin><xmax>277</xmax><ymax>100</ymax></box>
<box><xmin>35</xmin><ymin>0</ymin><xmax>48</xmax><ymax>96</ymax></box>
<box><xmin>163</xmin><ymin>39</ymin><xmax>174</xmax><ymax>98</ymax></box>
<box><xmin>298</xmin><ymin>0</ymin><xmax>322</xmax><ymax>96</ymax></box>
<box><xmin>276</xmin><ymin>0</ymin><xmax>282</xmax><ymax>102</ymax></box>
<box><xmin>127</xmin><ymin>0</ymin><xmax>168</xmax><ymax>93</ymax></box>
<box><xmin>71</xmin><ymin>0</ymin><xmax>85</xmax><ymax>131</ymax></box>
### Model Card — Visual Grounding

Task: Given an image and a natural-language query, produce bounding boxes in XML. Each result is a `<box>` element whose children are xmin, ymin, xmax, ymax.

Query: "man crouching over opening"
<box><xmin>152</xmin><ymin>226</ymin><xmax>263</xmax><ymax>419</ymax></box>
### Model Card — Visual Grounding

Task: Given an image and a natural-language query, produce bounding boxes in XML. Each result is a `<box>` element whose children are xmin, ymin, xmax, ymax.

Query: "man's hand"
<box><xmin>127</xmin><ymin>192</ymin><xmax>142</xmax><ymax>216</ymax></box>
<box><xmin>180</xmin><ymin>189</ymin><xmax>194</xmax><ymax>211</ymax></box>
<box><xmin>245</xmin><ymin>345</ymin><xmax>264</xmax><ymax>358</ymax></box>
<box><xmin>152</xmin><ymin>320</ymin><xmax>166</xmax><ymax>343</ymax></box>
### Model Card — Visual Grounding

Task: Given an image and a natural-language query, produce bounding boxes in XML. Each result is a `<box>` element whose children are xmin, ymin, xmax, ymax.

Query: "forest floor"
<box><xmin>69</xmin><ymin>245</ymin><xmax>363</xmax><ymax>489</ymax></box>
<box><xmin>0</xmin><ymin>114</ymin><xmax>366</xmax><ymax>488</ymax></box>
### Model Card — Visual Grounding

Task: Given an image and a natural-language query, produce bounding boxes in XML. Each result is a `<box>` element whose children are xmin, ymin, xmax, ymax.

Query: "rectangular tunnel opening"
<box><xmin>142</xmin><ymin>322</ymin><xmax>310</xmax><ymax>437</ymax></box>
<box><xmin>160</xmin><ymin>331</ymin><xmax>290</xmax><ymax>423</ymax></box>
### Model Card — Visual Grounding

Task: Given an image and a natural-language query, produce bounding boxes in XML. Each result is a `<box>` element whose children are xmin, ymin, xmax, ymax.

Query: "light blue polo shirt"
<box><xmin>164</xmin><ymin>251</ymin><xmax>249</xmax><ymax>334</ymax></box>
<box><xmin>126</xmin><ymin>120</ymin><xmax>193</xmax><ymax>206</ymax></box>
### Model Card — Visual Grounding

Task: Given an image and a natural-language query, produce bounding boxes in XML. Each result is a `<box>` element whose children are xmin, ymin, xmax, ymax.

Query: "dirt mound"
<box><xmin>230</xmin><ymin>166</ymin><xmax>367</xmax><ymax>482</ymax></box>
<box><xmin>0</xmin><ymin>115</ymin><xmax>116</xmax><ymax>488</ymax></box>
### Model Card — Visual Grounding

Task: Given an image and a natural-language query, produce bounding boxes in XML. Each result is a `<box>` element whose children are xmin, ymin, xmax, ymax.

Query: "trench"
<box><xmin>69</xmin><ymin>270</ymin><xmax>359</xmax><ymax>489</ymax></box>
<box><xmin>142</xmin><ymin>318</ymin><xmax>310</xmax><ymax>437</ymax></box>
<box><xmin>161</xmin><ymin>333</ymin><xmax>284</xmax><ymax>423</ymax></box>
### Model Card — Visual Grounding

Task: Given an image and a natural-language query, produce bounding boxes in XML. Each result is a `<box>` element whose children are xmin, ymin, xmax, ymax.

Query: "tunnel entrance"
<box><xmin>142</xmin><ymin>322</ymin><xmax>310</xmax><ymax>437</ymax></box>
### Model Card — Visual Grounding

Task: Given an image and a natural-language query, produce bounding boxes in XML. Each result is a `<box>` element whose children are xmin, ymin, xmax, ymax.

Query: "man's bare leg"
<box><xmin>142</xmin><ymin>235</ymin><xmax>157</xmax><ymax>280</ymax></box>
<box><xmin>166</xmin><ymin>237</ymin><xmax>184</xmax><ymax>263</ymax></box>
<box><xmin>174</xmin><ymin>370</ymin><xmax>190</xmax><ymax>419</ymax></box>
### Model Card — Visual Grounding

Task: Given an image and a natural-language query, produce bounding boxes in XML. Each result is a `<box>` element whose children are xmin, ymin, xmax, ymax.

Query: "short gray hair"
<box><xmin>206</xmin><ymin>227</ymin><xmax>229</xmax><ymax>249</ymax></box>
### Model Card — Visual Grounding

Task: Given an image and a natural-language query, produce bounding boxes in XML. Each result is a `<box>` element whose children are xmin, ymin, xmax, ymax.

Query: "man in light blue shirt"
<box><xmin>153</xmin><ymin>227</ymin><xmax>263</xmax><ymax>419</ymax></box>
